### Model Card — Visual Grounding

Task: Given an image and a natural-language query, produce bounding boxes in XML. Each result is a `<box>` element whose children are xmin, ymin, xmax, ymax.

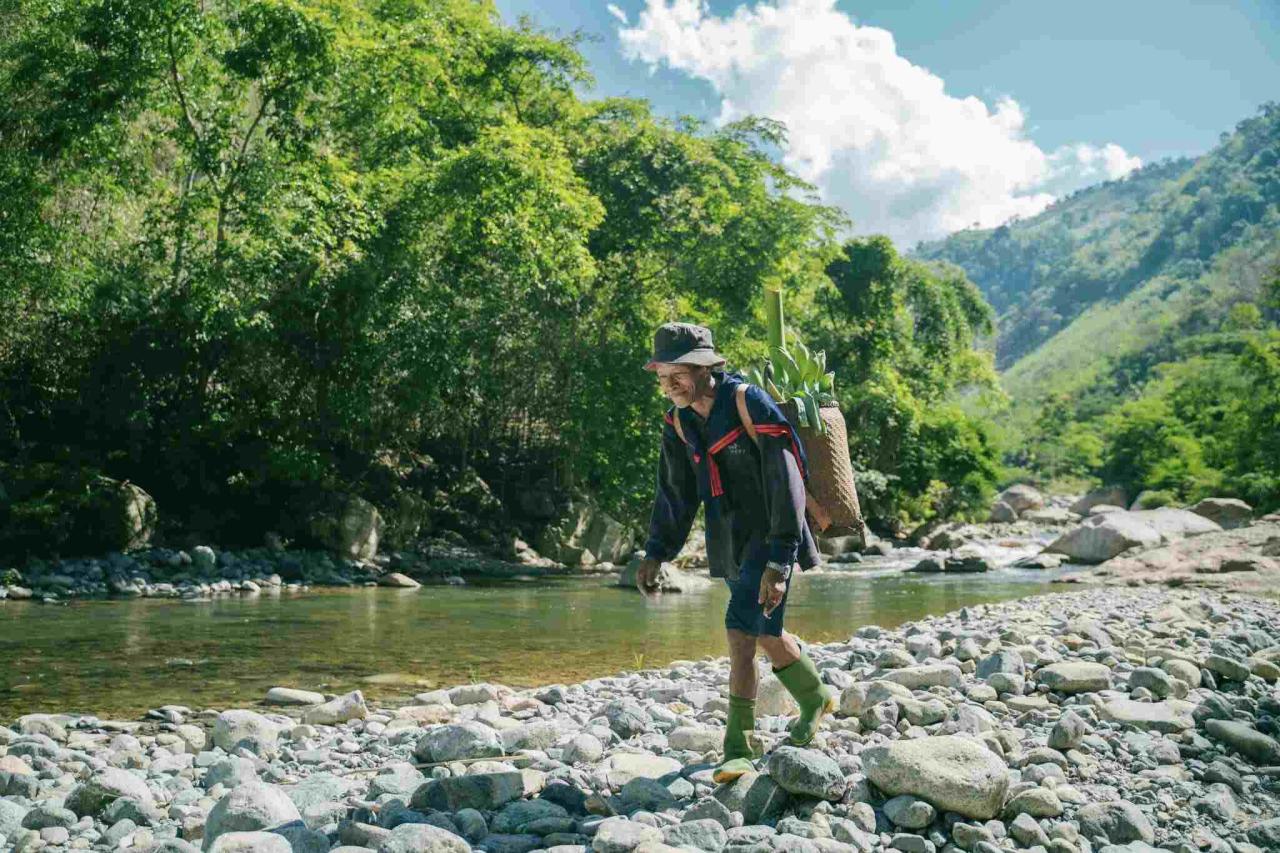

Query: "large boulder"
<box><xmin>1070</xmin><ymin>485</ymin><xmax>1129</xmax><ymax>516</ymax></box>
<box><xmin>83</xmin><ymin>476</ymin><xmax>158</xmax><ymax>552</ymax></box>
<box><xmin>861</xmin><ymin>736</ymin><xmax>1009</xmax><ymax>820</ymax></box>
<box><xmin>203</xmin><ymin>782</ymin><xmax>301</xmax><ymax>850</ymax></box>
<box><xmin>213</xmin><ymin>710</ymin><xmax>280</xmax><ymax>757</ymax></box>
<box><xmin>997</xmin><ymin>484</ymin><xmax>1044</xmax><ymax>515</ymax></box>
<box><xmin>1046</xmin><ymin>509</ymin><xmax>1220</xmax><ymax>563</ymax></box>
<box><xmin>66</xmin><ymin>768</ymin><xmax>155</xmax><ymax>817</ymax></box>
<box><xmin>539</xmin><ymin>500</ymin><xmax>635</xmax><ymax>566</ymax></box>
<box><xmin>1188</xmin><ymin>498</ymin><xmax>1253</xmax><ymax>530</ymax></box>
<box><xmin>309</xmin><ymin>494</ymin><xmax>382</xmax><ymax>560</ymax></box>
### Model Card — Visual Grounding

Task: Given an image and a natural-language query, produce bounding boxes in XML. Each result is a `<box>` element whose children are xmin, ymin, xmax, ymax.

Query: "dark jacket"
<box><xmin>642</xmin><ymin>371</ymin><xmax>821</xmax><ymax>580</ymax></box>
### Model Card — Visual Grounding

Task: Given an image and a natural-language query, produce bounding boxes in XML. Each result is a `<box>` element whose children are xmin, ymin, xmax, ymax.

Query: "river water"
<box><xmin>1</xmin><ymin>544</ymin><xmax>1074</xmax><ymax>721</ymax></box>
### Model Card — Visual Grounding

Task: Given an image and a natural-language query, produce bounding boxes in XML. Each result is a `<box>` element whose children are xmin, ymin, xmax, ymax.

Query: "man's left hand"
<box><xmin>759</xmin><ymin>566</ymin><xmax>788</xmax><ymax>617</ymax></box>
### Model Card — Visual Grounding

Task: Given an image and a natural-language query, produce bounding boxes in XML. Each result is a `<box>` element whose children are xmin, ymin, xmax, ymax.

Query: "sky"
<box><xmin>493</xmin><ymin>0</ymin><xmax>1280</xmax><ymax>246</ymax></box>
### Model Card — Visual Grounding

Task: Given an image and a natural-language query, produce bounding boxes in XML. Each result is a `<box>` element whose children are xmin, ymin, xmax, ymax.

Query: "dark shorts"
<box><xmin>724</xmin><ymin>544</ymin><xmax>790</xmax><ymax>637</ymax></box>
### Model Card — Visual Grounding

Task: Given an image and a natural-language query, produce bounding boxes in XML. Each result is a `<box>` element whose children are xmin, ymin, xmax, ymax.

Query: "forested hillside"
<box><xmin>0</xmin><ymin>0</ymin><xmax>1000</xmax><ymax>558</ymax></box>
<box><xmin>920</xmin><ymin>105</ymin><xmax>1280</xmax><ymax>511</ymax></box>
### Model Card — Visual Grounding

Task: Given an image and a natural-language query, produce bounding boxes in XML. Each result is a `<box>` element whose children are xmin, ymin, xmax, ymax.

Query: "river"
<box><xmin>1</xmin><ymin>552</ymin><xmax>1073</xmax><ymax>721</ymax></box>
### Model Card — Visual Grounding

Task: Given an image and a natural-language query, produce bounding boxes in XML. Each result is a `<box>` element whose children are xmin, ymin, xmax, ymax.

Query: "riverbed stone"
<box><xmin>1003</xmin><ymin>787</ymin><xmax>1062</xmax><ymax>819</ymax></box>
<box><xmin>377</xmin><ymin>822</ymin><xmax>470</xmax><ymax>853</ymax></box>
<box><xmin>1099</xmin><ymin>698</ymin><xmax>1194</xmax><ymax>733</ymax></box>
<box><xmin>213</xmin><ymin>710</ymin><xmax>280</xmax><ymax>757</ymax></box>
<box><xmin>1127</xmin><ymin>667</ymin><xmax>1174</xmax><ymax>698</ymax></box>
<box><xmin>881</xmin><ymin>665</ymin><xmax>962</xmax><ymax>690</ymax></box>
<box><xmin>414</xmin><ymin>722</ymin><xmax>503</xmax><ymax>763</ymax></box>
<box><xmin>302</xmin><ymin>689</ymin><xmax>368</xmax><ymax>725</ymax></box>
<box><xmin>1035</xmin><ymin>662</ymin><xmax>1111</xmax><ymax>693</ymax></box>
<box><xmin>862</xmin><ymin>736</ymin><xmax>1009</xmax><ymax>820</ymax></box>
<box><xmin>1203</xmin><ymin>719</ymin><xmax>1280</xmax><ymax>764</ymax></box>
<box><xmin>1075</xmin><ymin>801</ymin><xmax>1155</xmax><ymax>844</ymax></box>
<box><xmin>66</xmin><ymin>767</ymin><xmax>155</xmax><ymax>817</ymax></box>
<box><xmin>411</xmin><ymin>772</ymin><xmax>524</xmax><ymax>812</ymax></box>
<box><xmin>664</xmin><ymin>818</ymin><xmax>728</xmax><ymax>851</ymax></box>
<box><xmin>265</xmin><ymin>687</ymin><xmax>325</xmax><ymax>706</ymax></box>
<box><xmin>883</xmin><ymin>796</ymin><xmax>935</xmax><ymax>830</ymax></box>
<box><xmin>203</xmin><ymin>782</ymin><xmax>302</xmax><ymax>850</ymax></box>
<box><xmin>592</xmin><ymin>817</ymin><xmax>663</xmax><ymax>853</ymax></box>
<box><xmin>208</xmin><ymin>832</ymin><xmax>292</xmax><ymax>853</ymax></box>
<box><xmin>767</xmin><ymin>747</ymin><xmax>845</xmax><ymax>801</ymax></box>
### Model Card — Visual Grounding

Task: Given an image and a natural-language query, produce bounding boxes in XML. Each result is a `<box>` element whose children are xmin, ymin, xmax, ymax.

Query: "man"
<box><xmin>635</xmin><ymin>322</ymin><xmax>835</xmax><ymax>784</ymax></box>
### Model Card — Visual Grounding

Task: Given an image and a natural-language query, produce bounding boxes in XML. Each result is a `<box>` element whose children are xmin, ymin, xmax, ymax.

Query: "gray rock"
<box><xmin>410</xmin><ymin>772</ymin><xmax>525</xmax><ymax>812</ymax></box>
<box><xmin>203</xmin><ymin>782</ymin><xmax>302</xmax><ymax>850</ymax></box>
<box><xmin>204</xmin><ymin>757</ymin><xmax>259</xmax><ymax>790</ymax></box>
<box><xmin>683</xmin><ymin>796</ymin><xmax>735</xmax><ymax>828</ymax></box>
<box><xmin>1188</xmin><ymin>497</ymin><xmax>1253</xmax><ymax>529</ymax></box>
<box><xmin>881</xmin><ymin>665</ymin><xmax>962</xmax><ymax>690</ymax></box>
<box><xmin>1127</xmin><ymin>667</ymin><xmax>1174</xmax><ymax>698</ymax></box>
<box><xmin>1048</xmin><ymin>710</ymin><xmax>1090</xmax><ymax>750</ymax></box>
<box><xmin>301</xmin><ymin>690</ymin><xmax>368</xmax><ymax>725</ymax></box>
<box><xmin>66</xmin><ymin>768</ymin><xmax>155</xmax><ymax>817</ymax></box>
<box><xmin>1203</xmin><ymin>654</ymin><xmax>1251</xmax><ymax>683</ymax></box>
<box><xmin>1035</xmin><ymin>662</ymin><xmax>1111</xmax><ymax>694</ymax></box>
<box><xmin>283</xmin><ymin>772</ymin><xmax>357</xmax><ymax>811</ymax></box>
<box><xmin>1076</xmin><ymin>801</ymin><xmax>1155</xmax><ymax>845</ymax></box>
<box><xmin>604</xmin><ymin>700</ymin><xmax>652</xmax><ymax>738</ymax></box>
<box><xmin>492</xmin><ymin>799</ymin><xmax>569</xmax><ymax>835</ymax></box>
<box><xmin>208</xmin><ymin>832</ymin><xmax>293</xmax><ymax>853</ymax></box>
<box><xmin>1002</xmin><ymin>788</ymin><xmax>1062</xmax><ymax>819</ymax></box>
<box><xmin>369</xmin><ymin>763</ymin><xmax>427</xmax><ymax>800</ymax></box>
<box><xmin>976</xmin><ymin>651</ymin><xmax>1024</xmax><ymax>680</ymax></box>
<box><xmin>213</xmin><ymin>710</ymin><xmax>280</xmax><ymax>757</ymax></box>
<box><xmin>0</xmin><ymin>800</ymin><xmax>28</xmax><ymax>839</ymax></box>
<box><xmin>1247</xmin><ymin>818</ymin><xmax>1280</xmax><ymax>848</ymax></box>
<box><xmin>664</xmin><ymin>819</ymin><xmax>728</xmax><ymax>851</ymax></box>
<box><xmin>712</xmin><ymin>772</ymin><xmax>789</xmax><ymax>825</ymax></box>
<box><xmin>414</xmin><ymin>722</ymin><xmax>503</xmax><ymax>763</ymax></box>
<box><xmin>1099</xmin><ymin>698</ymin><xmax>1194</xmax><ymax>733</ymax></box>
<box><xmin>377</xmin><ymin>822</ymin><xmax>471</xmax><ymax>853</ymax></box>
<box><xmin>766</xmin><ymin>747</ymin><xmax>846</xmax><ymax>801</ymax></box>
<box><xmin>1203</xmin><ymin>719</ymin><xmax>1280</xmax><ymax>764</ymax></box>
<box><xmin>620</xmin><ymin>777</ymin><xmax>676</xmax><ymax>811</ymax></box>
<box><xmin>592</xmin><ymin>817</ymin><xmax>663</xmax><ymax>853</ymax></box>
<box><xmin>883</xmin><ymin>795</ymin><xmax>934</xmax><ymax>830</ymax></box>
<box><xmin>862</xmin><ymin>736</ymin><xmax>1009</xmax><ymax>820</ymax></box>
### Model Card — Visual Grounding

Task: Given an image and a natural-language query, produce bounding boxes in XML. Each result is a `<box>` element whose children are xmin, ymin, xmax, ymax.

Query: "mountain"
<box><xmin>917</xmin><ymin>103</ymin><xmax>1280</xmax><ymax>390</ymax></box>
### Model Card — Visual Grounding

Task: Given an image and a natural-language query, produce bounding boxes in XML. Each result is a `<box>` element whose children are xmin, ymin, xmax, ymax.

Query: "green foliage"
<box><xmin>0</xmin><ymin>0</ymin><xmax>1000</xmax><ymax>554</ymax></box>
<box><xmin>810</xmin><ymin>238</ymin><xmax>1003</xmax><ymax>527</ymax></box>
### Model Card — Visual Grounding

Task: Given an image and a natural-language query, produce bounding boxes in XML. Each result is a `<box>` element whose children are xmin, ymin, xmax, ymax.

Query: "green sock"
<box><xmin>774</xmin><ymin>653</ymin><xmax>836</xmax><ymax>746</ymax></box>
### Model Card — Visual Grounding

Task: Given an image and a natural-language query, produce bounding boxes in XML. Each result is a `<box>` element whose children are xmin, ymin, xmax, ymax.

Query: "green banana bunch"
<box><xmin>745</xmin><ymin>334</ymin><xmax>838</xmax><ymax>435</ymax></box>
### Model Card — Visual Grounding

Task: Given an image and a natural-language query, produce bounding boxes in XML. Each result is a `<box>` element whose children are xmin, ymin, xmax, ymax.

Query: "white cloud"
<box><xmin>606</xmin><ymin>4</ymin><xmax>629</xmax><ymax>25</ymax></box>
<box><xmin>616</xmin><ymin>0</ymin><xmax>1142</xmax><ymax>245</ymax></box>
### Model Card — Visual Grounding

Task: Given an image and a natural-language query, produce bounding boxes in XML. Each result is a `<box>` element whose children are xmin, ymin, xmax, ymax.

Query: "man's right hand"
<box><xmin>636</xmin><ymin>558</ymin><xmax>663</xmax><ymax>596</ymax></box>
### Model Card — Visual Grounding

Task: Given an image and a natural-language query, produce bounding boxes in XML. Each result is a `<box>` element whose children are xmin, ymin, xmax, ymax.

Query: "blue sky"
<box><xmin>493</xmin><ymin>0</ymin><xmax>1280</xmax><ymax>243</ymax></box>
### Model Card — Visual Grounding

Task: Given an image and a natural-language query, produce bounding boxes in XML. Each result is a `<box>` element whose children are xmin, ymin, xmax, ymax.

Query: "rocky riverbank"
<box><xmin>4</xmin><ymin>588</ymin><xmax>1280</xmax><ymax>852</ymax></box>
<box><xmin>0</xmin><ymin>540</ymin><xmax>574</xmax><ymax>604</ymax></box>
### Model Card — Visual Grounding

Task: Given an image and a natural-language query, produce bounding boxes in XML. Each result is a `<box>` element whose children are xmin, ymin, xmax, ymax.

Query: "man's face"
<box><xmin>656</xmin><ymin>364</ymin><xmax>708</xmax><ymax>408</ymax></box>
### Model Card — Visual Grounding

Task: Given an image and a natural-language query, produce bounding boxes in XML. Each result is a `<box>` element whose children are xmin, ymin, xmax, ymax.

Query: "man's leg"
<box><xmin>759</xmin><ymin>631</ymin><xmax>836</xmax><ymax>747</ymax></box>
<box><xmin>715</xmin><ymin>629</ymin><xmax>760</xmax><ymax>784</ymax></box>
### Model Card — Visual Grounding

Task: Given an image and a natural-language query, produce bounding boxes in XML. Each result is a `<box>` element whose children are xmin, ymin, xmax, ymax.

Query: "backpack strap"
<box><xmin>734</xmin><ymin>385</ymin><xmax>758</xmax><ymax>445</ymax></box>
<box><xmin>666</xmin><ymin>408</ymin><xmax>687</xmax><ymax>445</ymax></box>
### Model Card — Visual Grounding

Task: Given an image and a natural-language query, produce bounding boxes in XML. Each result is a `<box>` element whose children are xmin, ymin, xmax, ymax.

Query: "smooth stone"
<box><xmin>862</xmin><ymin>736</ymin><xmax>1009</xmax><ymax>820</ymax></box>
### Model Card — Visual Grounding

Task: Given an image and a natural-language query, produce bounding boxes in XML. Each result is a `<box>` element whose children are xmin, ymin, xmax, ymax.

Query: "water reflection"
<box><xmin>0</xmin><ymin>569</ymin><xmax>1060</xmax><ymax>720</ymax></box>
